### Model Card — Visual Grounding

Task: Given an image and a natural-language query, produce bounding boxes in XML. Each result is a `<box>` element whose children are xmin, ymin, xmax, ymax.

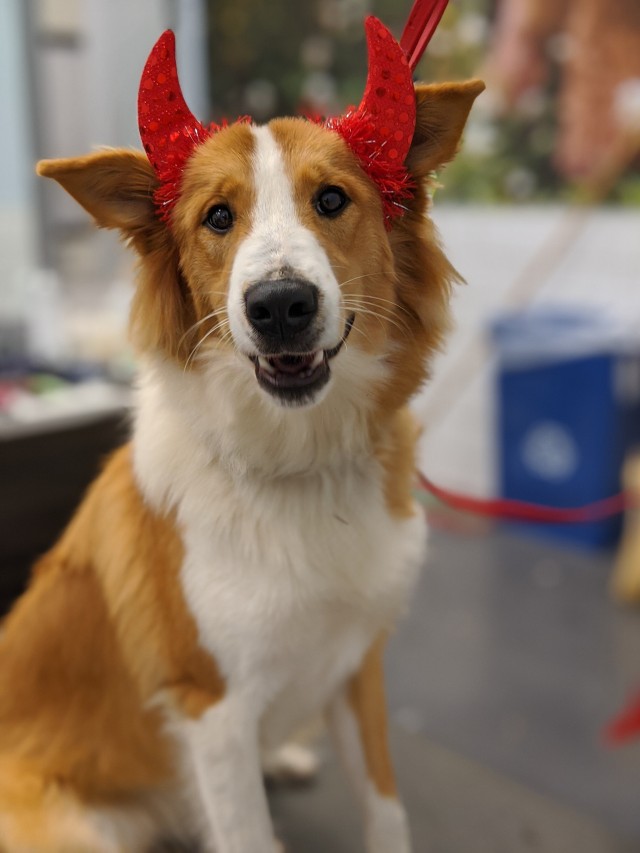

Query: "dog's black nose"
<box><xmin>245</xmin><ymin>280</ymin><xmax>319</xmax><ymax>342</ymax></box>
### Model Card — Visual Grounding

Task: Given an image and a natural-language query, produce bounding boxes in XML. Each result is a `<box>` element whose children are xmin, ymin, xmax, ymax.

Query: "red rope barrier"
<box><xmin>417</xmin><ymin>471</ymin><xmax>632</xmax><ymax>524</ymax></box>
<box><xmin>605</xmin><ymin>693</ymin><xmax>640</xmax><ymax>745</ymax></box>
<box><xmin>417</xmin><ymin>471</ymin><xmax>640</xmax><ymax>742</ymax></box>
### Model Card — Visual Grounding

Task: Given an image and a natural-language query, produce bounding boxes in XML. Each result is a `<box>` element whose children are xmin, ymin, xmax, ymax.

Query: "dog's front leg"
<box><xmin>182</xmin><ymin>693</ymin><xmax>278</xmax><ymax>853</ymax></box>
<box><xmin>327</xmin><ymin>638</ymin><xmax>412</xmax><ymax>853</ymax></box>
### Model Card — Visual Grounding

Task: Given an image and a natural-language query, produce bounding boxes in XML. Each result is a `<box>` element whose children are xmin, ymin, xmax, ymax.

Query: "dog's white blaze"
<box><xmin>228</xmin><ymin>124</ymin><xmax>342</xmax><ymax>353</ymax></box>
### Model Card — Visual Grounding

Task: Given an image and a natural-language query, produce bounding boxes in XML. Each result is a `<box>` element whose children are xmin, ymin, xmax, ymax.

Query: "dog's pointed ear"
<box><xmin>38</xmin><ymin>149</ymin><xmax>197</xmax><ymax>361</ymax></box>
<box><xmin>37</xmin><ymin>150</ymin><xmax>162</xmax><ymax>250</ymax></box>
<box><xmin>406</xmin><ymin>80</ymin><xmax>485</xmax><ymax>178</ymax></box>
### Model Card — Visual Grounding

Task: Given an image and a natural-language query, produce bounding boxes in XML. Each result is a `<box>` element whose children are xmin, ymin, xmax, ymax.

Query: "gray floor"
<box><xmin>270</xmin><ymin>522</ymin><xmax>640</xmax><ymax>851</ymax></box>
<box><xmin>270</xmin><ymin>731</ymin><xmax>636</xmax><ymax>853</ymax></box>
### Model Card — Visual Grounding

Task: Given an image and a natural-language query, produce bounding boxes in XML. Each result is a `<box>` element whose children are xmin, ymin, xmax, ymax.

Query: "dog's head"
<box><xmin>38</xmin><ymin>23</ymin><xmax>482</xmax><ymax>415</ymax></box>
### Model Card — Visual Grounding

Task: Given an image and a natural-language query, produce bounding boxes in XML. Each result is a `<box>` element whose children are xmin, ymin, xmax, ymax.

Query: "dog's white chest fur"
<box><xmin>181</xmin><ymin>463</ymin><xmax>425</xmax><ymax>746</ymax></box>
<box><xmin>134</xmin><ymin>357</ymin><xmax>426</xmax><ymax>746</ymax></box>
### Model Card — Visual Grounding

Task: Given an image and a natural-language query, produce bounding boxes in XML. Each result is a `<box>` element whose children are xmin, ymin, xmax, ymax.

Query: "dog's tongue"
<box><xmin>269</xmin><ymin>354</ymin><xmax>316</xmax><ymax>375</ymax></box>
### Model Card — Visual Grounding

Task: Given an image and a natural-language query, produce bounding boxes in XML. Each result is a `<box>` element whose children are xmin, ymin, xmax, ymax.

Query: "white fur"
<box><xmin>364</xmin><ymin>789</ymin><xmax>412</xmax><ymax>853</ymax></box>
<box><xmin>262</xmin><ymin>741</ymin><xmax>319</xmax><ymax>782</ymax></box>
<box><xmin>135</xmin><ymin>344</ymin><xmax>386</xmax><ymax>482</ymax></box>
<box><xmin>133</xmin><ymin>349</ymin><xmax>424</xmax><ymax>851</ymax></box>
<box><xmin>130</xmin><ymin>124</ymin><xmax>425</xmax><ymax>851</ymax></box>
<box><xmin>181</xmin><ymin>696</ymin><xmax>277</xmax><ymax>853</ymax></box>
<box><xmin>227</xmin><ymin>125</ymin><xmax>343</xmax><ymax>357</ymax></box>
<box><xmin>135</xmin><ymin>352</ymin><xmax>425</xmax><ymax>719</ymax></box>
<box><xmin>327</xmin><ymin>692</ymin><xmax>412</xmax><ymax>853</ymax></box>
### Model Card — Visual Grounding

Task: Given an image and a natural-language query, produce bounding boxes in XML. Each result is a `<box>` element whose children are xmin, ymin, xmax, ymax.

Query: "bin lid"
<box><xmin>490</xmin><ymin>307</ymin><xmax>639</xmax><ymax>368</ymax></box>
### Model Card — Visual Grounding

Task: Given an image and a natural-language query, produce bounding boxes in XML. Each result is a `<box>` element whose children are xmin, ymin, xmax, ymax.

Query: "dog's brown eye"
<box><xmin>204</xmin><ymin>204</ymin><xmax>233</xmax><ymax>233</ymax></box>
<box><xmin>316</xmin><ymin>187</ymin><xmax>349</xmax><ymax>218</ymax></box>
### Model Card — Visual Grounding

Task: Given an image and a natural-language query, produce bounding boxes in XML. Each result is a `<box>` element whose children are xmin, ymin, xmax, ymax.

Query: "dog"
<box><xmin>0</xmin><ymin>17</ymin><xmax>483</xmax><ymax>853</ymax></box>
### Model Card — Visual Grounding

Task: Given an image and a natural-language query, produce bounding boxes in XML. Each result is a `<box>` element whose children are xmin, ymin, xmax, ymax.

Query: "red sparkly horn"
<box><xmin>138</xmin><ymin>30</ymin><xmax>211</xmax><ymax>222</ymax></box>
<box><xmin>327</xmin><ymin>16</ymin><xmax>417</xmax><ymax>227</ymax></box>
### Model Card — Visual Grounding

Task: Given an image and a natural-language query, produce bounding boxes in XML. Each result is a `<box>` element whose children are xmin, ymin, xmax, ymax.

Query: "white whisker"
<box><xmin>342</xmin><ymin>299</ymin><xmax>410</xmax><ymax>336</ymax></box>
<box><xmin>184</xmin><ymin>318</ymin><xmax>231</xmax><ymax>372</ymax></box>
<box><xmin>179</xmin><ymin>310</ymin><xmax>220</xmax><ymax>351</ymax></box>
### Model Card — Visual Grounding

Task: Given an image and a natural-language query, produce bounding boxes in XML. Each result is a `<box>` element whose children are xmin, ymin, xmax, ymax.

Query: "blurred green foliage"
<box><xmin>205</xmin><ymin>0</ymin><xmax>639</xmax><ymax>204</ymax></box>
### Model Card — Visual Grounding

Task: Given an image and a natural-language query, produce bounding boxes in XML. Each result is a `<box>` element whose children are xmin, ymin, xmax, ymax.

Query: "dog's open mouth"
<box><xmin>250</xmin><ymin>314</ymin><xmax>355</xmax><ymax>404</ymax></box>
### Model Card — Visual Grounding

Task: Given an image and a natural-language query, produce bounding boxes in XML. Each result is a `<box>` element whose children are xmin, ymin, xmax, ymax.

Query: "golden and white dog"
<box><xmin>0</xmin><ymin>28</ymin><xmax>482</xmax><ymax>852</ymax></box>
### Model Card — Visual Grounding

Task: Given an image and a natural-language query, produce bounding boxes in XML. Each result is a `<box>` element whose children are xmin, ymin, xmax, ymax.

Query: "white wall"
<box><xmin>0</xmin><ymin>0</ymin><xmax>31</xmax><ymax>209</ymax></box>
<box><xmin>416</xmin><ymin>205</ymin><xmax>640</xmax><ymax>497</ymax></box>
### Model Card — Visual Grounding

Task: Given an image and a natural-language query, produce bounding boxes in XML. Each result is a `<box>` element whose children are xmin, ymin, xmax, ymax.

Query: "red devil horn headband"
<box><xmin>138</xmin><ymin>30</ymin><xmax>211</xmax><ymax>220</ymax></box>
<box><xmin>138</xmin><ymin>1</ymin><xmax>448</xmax><ymax>225</ymax></box>
<box><xmin>326</xmin><ymin>17</ymin><xmax>417</xmax><ymax>224</ymax></box>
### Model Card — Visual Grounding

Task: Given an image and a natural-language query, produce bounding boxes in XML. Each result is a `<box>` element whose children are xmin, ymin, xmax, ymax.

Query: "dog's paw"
<box><xmin>262</xmin><ymin>742</ymin><xmax>319</xmax><ymax>786</ymax></box>
<box><xmin>365</xmin><ymin>795</ymin><xmax>412</xmax><ymax>853</ymax></box>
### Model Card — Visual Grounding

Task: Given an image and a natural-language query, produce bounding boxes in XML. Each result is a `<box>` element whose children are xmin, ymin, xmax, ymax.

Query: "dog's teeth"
<box><xmin>258</xmin><ymin>356</ymin><xmax>275</xmax><ymax>375</ymax></box>
<box><xmin>311</xmin><ymin>351</ymin><xmax>323</xmax><ymax>368</ymax></box>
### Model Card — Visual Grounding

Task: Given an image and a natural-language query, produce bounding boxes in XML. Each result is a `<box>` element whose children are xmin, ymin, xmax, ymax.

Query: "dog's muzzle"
<box><xmin>245</xmin><ymin>291</ymin><xmax>355</xmax><ymax>407</ymax></box>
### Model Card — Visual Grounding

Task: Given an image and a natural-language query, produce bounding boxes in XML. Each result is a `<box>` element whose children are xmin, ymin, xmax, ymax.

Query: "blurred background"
<box><xmin>2</xmin><ymin>0</ymin><xmax>640</xmax><ymax>850</ymax></box>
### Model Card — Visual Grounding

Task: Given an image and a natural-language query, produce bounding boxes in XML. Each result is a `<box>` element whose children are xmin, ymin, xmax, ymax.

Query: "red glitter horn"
<box><xmin>138</xmin><ymin>30</ymin><xmax>211</xmax><ymax>222</ymax></box>
<box><xmin>138</xmin><ymin>7</ymin><xmax>448</xmax><ymax>226</ymax></box>
<box><xmin>326</xmin><ymin>16</ymin><xmax>417</xmax><ymax>227</ymax></box>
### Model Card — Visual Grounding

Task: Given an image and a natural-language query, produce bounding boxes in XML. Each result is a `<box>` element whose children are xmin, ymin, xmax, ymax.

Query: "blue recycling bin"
<box><xmin>492</xmin><ymin>309</ymin><xmax>640</xmax><ymax>549</ymax></box>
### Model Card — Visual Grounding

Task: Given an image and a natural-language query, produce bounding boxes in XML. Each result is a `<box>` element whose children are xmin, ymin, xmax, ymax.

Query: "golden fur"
<box><xmin>0</xmin><ymin>446</ymin><xmax>227</xmax><ymax>847</ymax></box>
<box><xmin>348</xmin><ymin>637</ymin><xmax>398</xmax><ymax>798</ymax></box>
<box><xmin>1</xmin><ymin>80</ymin><xmax>484</xmax><ymax>850</ymax></box>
